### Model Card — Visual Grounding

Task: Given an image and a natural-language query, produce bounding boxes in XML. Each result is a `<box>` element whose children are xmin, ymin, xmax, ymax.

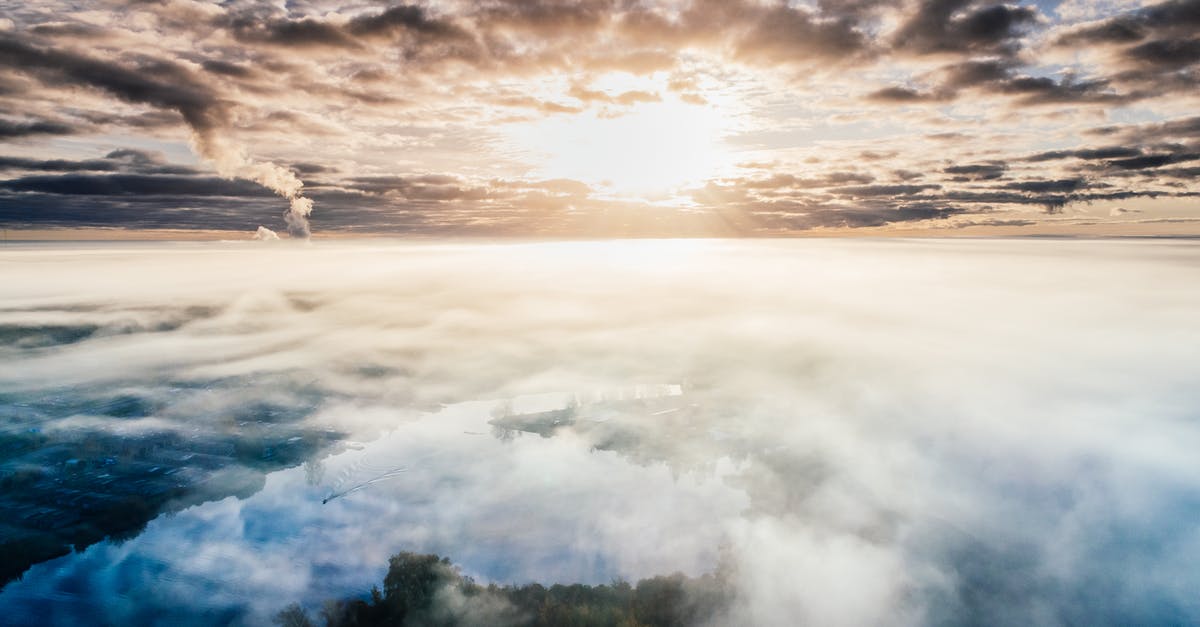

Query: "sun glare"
<box><xmin>507</xmin><ymin>86</ymin><xmax>736</xmax><ymax>198</ymax></box>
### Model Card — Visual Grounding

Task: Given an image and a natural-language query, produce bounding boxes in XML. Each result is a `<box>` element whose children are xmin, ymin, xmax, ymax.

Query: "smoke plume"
<box><xmin>0</xmin><ymin>34</ymin><xmax>316</xmax><ymax>238</ymax></box>
<box><xmin>192</xmin><ymin>129</ymin><xmax>314</xmax><ymax>239</ymax></box>
<box><xmin>254</xmin><ymin>225</ymin><xmax>281</xmax><ymax>240</ymax></box>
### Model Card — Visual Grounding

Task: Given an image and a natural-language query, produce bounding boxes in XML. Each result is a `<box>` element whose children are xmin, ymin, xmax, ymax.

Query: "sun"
<box><xmin>506</xmin><ymin>78</ymin><xmax>737</xmax><ymax>198</ymax></box>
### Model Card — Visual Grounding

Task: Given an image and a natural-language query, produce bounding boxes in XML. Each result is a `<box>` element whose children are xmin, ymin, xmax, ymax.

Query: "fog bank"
<box><xmin>1</xmin><ymin>239</ymin><xmax>1199</xmax><ymax>625</ymax></box>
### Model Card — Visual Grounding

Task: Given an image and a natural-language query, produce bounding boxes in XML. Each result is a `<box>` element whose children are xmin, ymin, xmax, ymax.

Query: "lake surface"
<box><xmin>2</xmin><ymin>239</ymin><xmax>1199</xmax><ymax>625</ymax></box>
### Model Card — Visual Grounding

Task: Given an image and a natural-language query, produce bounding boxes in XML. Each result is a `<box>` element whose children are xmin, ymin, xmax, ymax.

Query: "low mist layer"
<box><xmin>1</xmin><ymin>239</ymin><xmax>1199</xmax><ymax>625</ymax></box>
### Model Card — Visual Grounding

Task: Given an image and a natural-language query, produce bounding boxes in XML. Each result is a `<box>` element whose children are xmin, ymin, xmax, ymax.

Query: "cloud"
<box><xmin>1045</xmin><ymin>0</ymin><xmax>1200</xmax><ymax>101</ymax></box>
<box><xmin>0</xmin><ymin>35</ymin><xmax>227</xmax><ymax>134</ymax></box>
<box><xmin>0</xmin><ymin>173</ymin><xmax>275</xmax><ymax>197</ymax></box>
<box><xmin>891</xmin><ymin>0</ymin><xmax>1039</xmax><ymax>57</ymax></box>
<box><xmin>2</xmin><ymin>240</ymin><xmax>1199</xmax><ymax>624</ymax></box>
<box><xmin>1026</xmin><ymin>147</ymin><xmax>1143</xmax><ymax>162</ymax></box>
<box><xmin>1125</xmin><ymin>37</ymin><xmax>1200</xmax><ymax>68</ymax></box>
<box><xmin>871</xmin><ymin>58</ymin><xmax>1136</xmax><ymax>106</ymax></box>
<box><xmin>0</xmin><ymin>1</ymin><xmax>1197</xmax><ymax>235</ymax></box>
<box><xmin>1107</xmin><ymin>152</ymin><xmax>1200</xmax><ymax>169</ymax></box>
<box><xmin>0</xmin><ymin>156</ymin><xmax>120</xmax><ymax>172</ymax></box>
<box><xmin>0</xmin><ymin>32</ymin><xmax>316</xmax><ymax>236</ymax></box>
<box><xmin>720</xmin><ymin>1</ymin><xmax>874</xmax><ymax>66</ymax></box>
<box><xmin>199</xmin><ymin>59</ymin><xmax>256</xmax><ymax>79</ymax></box>
<box><xmin>865</xmin><ymin>86</ymin><xmax>946</xmax><ymax>103</ymax></box>
<box><xmin>943</xmin><ymin>163</ymin><xmax>1007</xmax><ymax>180</ymax></box>
<box><xmin>1004</xmin><ymin>178</ymin><xmax>1089</xmax><ymax>194</ymax></box>
<box><xmin>222</xmin><ymin>15</ymin><xmax>361</xmax><ymax>50</ymax></box>
<box><xmin>0</xmin><ymin>150</ymin><xmax>195</xmax><ymax>175</ymax></box>
<box><xmin>0</xmin><ymin>118</ymin><xmax>77</xmax><ymax>138</ymax></box>
<box><xmin>347</xmin><ymin>4</ymin><xmax>476</xmax><ymax>46</ymax></box>
<box><xmin>1054</xmin><ymin>0</ymin><xmax>1200</xmax><ymax>46</ymax></box>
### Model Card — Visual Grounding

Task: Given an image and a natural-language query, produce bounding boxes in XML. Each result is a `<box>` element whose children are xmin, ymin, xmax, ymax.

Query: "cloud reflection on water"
<box><xmin>1</xmin><ymin>239</ymin><xmax>1199</xmax><ymax>625</ymax></box>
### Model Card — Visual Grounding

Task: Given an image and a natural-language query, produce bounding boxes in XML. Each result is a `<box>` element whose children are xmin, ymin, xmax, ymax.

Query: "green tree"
<box><xmin>383</xmin><ymin>552</ymin><xmax>458</xmax><ymax>617</ymax></box>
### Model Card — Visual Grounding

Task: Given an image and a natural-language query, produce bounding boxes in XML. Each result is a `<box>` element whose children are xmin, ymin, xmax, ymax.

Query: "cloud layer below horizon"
<box><xmin>2</xmin><ymin>239</ymin><xmax>1200</xmax><ymax>624</ymax></box>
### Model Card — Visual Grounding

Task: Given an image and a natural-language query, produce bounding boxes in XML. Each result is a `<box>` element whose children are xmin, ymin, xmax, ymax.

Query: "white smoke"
<box><xmin>284</xmin><ymin>197</ymin><xmax>314</xmax><ymax>238</ymax></box>
<box><xmin>191</xmin><ymin>132</ymin><xmax>314</xmax><ymax>238</ymax></box>
<box><xmin>253</xmin><ymin>226</ymin><xmax>280</xmax><ymax>240</ymax></box>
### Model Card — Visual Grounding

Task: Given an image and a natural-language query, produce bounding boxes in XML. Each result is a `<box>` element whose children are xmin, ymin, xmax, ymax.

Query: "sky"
<box><xmin>0</xmin><ymin>0</ymin><xmax>1198</xmax><ymax>237</ymax></box>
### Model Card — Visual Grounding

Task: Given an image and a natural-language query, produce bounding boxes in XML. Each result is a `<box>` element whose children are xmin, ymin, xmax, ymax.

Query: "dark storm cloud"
<box><xmin>892</xmin><ymin>0</ymin><xmax>1039</xmax><ymax>57</ymax></box>
<box><xmin>105</xmin><ymin>149</ymin><xmax>175</xmax><ymax>167</ymax></box>
<box><xmin>0</xmin><ymin>174</ymin><xmax>273</xmax><ymax>197</ymax></box>
<box><xmin>1054</xmin><ymin>0</ymin><xmax>1200</xmax><ymax>46</ymax></box>
<box><xmin>938</xmin><ymin>188</ymin><xmax>1102</xmax><ymax>214</ymax></box>
<box><xmin>943</xmin><ymin>163</ymin><xmax>1007</xmax><ymax>180</ymax></box>
<box><xmin>1141</xmin><ymin>0</ymin><xmax>1200</xmax><ymax>26</ymax></box>
<box><xmin>1055</xmin><ymin>19</ymin><xmax>1146</xmax><ymax>46</ymax></box>
<box><xmin>28</xmin><ymin>21</ymin><xmax>110</xmax><ymax>39</ymax></box>
<box><xmin>939</xmin><ymin>59</ymin><xmax>1013</xmax><ymax>88</ymax></box>
<box><xmin>804</xmin><ymin>204</ymin><xmax>960</xmax><ymax>228</ymax></box>
<box><xmin>0</xmin><ymin>118</ymin><xmax>77</xmax><ymax>138</ymax></box>
<box><xmin>947</xmin><ymin>61</ymin><xmax>1129</xmax><ymax>105</ymax></box>
<box><xmin>865</xmin><ymin>86</ymin><xmax>945</xmax><ymax>103</ymax></box>
<box><xmin>290</xmin><ymin>162</ymin><xmax>335</xmax><ymax>175</ymax></box>
<box><xmin>870</xmin><ymin>58</ymin><xmax>1133</xmax><ymax>106</ymax></box>
<box><xmin>1026</xmin><ymin>147</ymin><xmax>1143</xmax><ymax>162</ymax></box>
<box><xmin>1022</xmin><ymin>136</ymin><xmax>1200</xmax><ymax>175</ymax></box>
<box><xmin>347</xmin><ymin>4</ymin><xmax>473</xmax><ymax>42</ymax></box>
<box><xmin>1048</xmin><ymin>0</ymin><xmax>1200</xmax><ymax>98</ymax></box>
<box><xmin>1125</xmin><ymin>37</ymin><xmax>1200</xmax><ymax>68</ymax></box>
<box><xmin>1107</xmin><ymin>153</ymin><xmax>1200</xmax><ymax>170</ymax></box>
<box><xmin>218</xmin><ymin>3</ymin><xmax>480</xmax><ymax>60</ymax></box>
<box><xmin>0</xmin><ymin>157</ymin><xmax>119</xmax><ymax>172</ymax></box>
<box><xmin>0</xmin><ymin>192</ymin><xmax>283</xmax><ymax>230</ymax></box>
<box><xmin>218</xmin><ymin>10</ymin><xmax>360</xmax><ymax>50</ymax></box>
<box><xmin>0</xmin><ymin>150</ymin><xmax>196</xmax><ymax>175</ymax></box>
<box><xmin>1001</xmin><ymin>76</ymin><xmax>1130</xmax><ymax>105</ymax></box>
<box><xmin>1004</xmin><ymin>178</ymin><xmax>1088</xmax><ymax>194</ymax></box>
<box><xmin>201</xmin><ymin>59</ymin><xmax>257</xmax><ymax>79</ymax></box>
<box><xmin>0</xmin><ymin>35</ymin><xmax>228</xmax><ymax>134</ymax></box>
<box><xmin>80</xmin><ymin>110</ymin><xmax>183</xmax><ymax>131</ymax></box>
<box><xmin>871</xmin><ymin>0</ymin><xmax>1191</xmax><ymax>108</ymax></box>
<box><xmin>1089</xmin><ymin>115</ymin><xmax>1200</xmax><ymax>142</ymax></box>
